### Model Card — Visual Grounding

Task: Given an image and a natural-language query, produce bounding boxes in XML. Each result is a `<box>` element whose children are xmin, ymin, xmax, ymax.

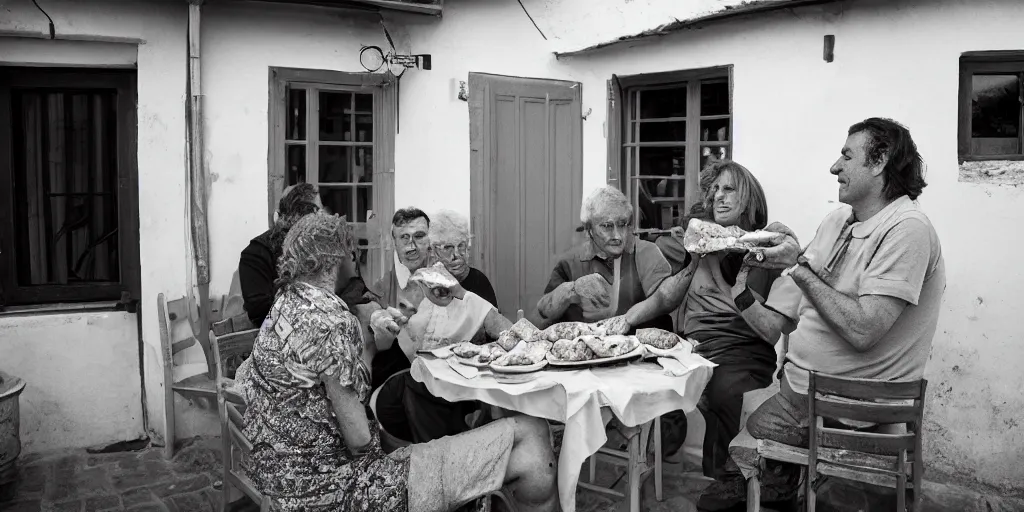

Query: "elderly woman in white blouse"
<box><xmin>370</xmin><ymin>210</ymin><xmax>513</xmax><ymax>444</ymax></box>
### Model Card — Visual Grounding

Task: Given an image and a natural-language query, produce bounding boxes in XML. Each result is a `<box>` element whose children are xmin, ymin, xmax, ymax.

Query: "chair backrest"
<box><xmin>808</xmin><ymin>371</ymin><xmax>927</xmax><ymax>457</ymax></box>
<box><xmin>211</xmin><ymin>328</ymin><xmax>260</xmax><ymax>382</ymax></box>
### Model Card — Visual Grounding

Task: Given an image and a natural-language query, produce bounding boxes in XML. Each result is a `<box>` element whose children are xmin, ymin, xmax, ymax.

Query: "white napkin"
<box><xmin>657</xmin><ymin>357</ymin><xmax>691</xmax><ymax>376</ymax></box>
<box><xmin>447</xmin><ymin>357</ymin><xmax>482</xmax><ymax>379</ymax></box>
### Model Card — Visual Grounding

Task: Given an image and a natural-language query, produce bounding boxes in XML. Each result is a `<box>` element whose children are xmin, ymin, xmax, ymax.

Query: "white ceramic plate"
<box><xmin>489</xmin><ymin>359</ymin><xmax>549</xmax><ymax>373</ymax></box>
<box><xmin>547</xmin><ymin>344</ymin><xmax>644</xmax><ymax>367</ymax></box>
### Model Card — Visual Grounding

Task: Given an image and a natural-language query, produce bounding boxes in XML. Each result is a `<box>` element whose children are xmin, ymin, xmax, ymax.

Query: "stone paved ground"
<box><xmin>0</xmin><ymin>438</ymin><xmax>231</xmax><ymax>512</ymax></box>
<box><xmin>2</xmin><ymin>434</ymin><xmax>1022</xmax><ymax>512</ymax></box>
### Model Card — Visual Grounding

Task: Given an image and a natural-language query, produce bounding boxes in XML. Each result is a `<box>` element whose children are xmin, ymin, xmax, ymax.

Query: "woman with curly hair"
<box><xmin>239</xmin><ymin>212</ymin><xmax>558</xmax><ymax>512</ymax></box>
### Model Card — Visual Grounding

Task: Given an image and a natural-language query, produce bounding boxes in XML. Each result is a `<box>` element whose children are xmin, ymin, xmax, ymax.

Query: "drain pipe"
<box><xmin>186</xmin><ymin>0</ymin><xmax>214</xmax><ymax>377</ymax></box>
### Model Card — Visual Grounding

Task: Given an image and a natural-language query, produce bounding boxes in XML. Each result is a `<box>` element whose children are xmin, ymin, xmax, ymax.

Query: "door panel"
<box><xmin>469</xmin><ymin>73</ymin><xmax>582</xmax><ymax>319</ymax></box>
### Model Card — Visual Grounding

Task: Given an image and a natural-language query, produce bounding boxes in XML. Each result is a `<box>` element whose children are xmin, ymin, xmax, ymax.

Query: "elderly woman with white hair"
<box><xmin>532</xmin><ymin>186</ymin><xmax>674</xmax><ymax>332</ymax></box>
<box><xmin>428</xmin><ymin>210</ymin><xmax>498</xmax><ymax>307</ymax></box>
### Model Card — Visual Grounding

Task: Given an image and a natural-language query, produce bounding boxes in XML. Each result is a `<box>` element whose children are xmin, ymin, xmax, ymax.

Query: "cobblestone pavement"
<box><xmin>3</xmin><ymin>434</ymin><xmax>1021</xmax><ymax>512</ymax></box>
<box><xmin>0</xmin><ymin>438</ymin><xmax>229</xmax><ymax>512</ymax></box>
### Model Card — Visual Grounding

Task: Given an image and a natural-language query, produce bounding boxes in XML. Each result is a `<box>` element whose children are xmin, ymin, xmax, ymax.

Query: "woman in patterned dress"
<box><xmin>239</xmin><ymin>212</ymin><xmax>558</xmax><ymax>512</ymax></box>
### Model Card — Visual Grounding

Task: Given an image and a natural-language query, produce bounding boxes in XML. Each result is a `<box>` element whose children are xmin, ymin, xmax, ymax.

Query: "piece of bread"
<box><xmin>540</xmin><ymin>322</ymin><xmax>602</xmax><ymax>342</ymax></box>
<box><xmin>452</xmin><ymin>342</ymin><xmax>482</xmax><ymax>358</ymax></box>
<box><xmin>682</xmin><ymin>218</ymin><xmax>777</xmax><ymax>255</ymax></box>
<box><xmin>409</xmin><ymin>262</ymin><xmax>459</xmax><ymax>289</ymax></box>
<box><xmin>492</xmin><ymin>340</ymin><xmax>551</xmax><ymax>366</ymax></box>
<box><xmin>636</xmin><ymin>328</ymin><xmax>680</xmax><ymax>350</ymax></box>
<box><xmin>550</xmin><ymin>338</ymin><xmax>594</xmax><ymax>362</ymax></box>
<box><xmin>508</xmin><ymin>318</ymin><xmax>543</xmax><ymax>342</ymax></box>
<box><xmin>477</xmin><ymin>344</ymin><xmax>507</xmax><ymax>363</ymax></box>
<box><xmin>496</xmin><ymin>330</ymin><xmax>520</xmax><ymax>351</ymax></box>
<box><xmin>581</xmin><ymin>334</ymin><xmax>639</xmax><ymax>358</ymax></box>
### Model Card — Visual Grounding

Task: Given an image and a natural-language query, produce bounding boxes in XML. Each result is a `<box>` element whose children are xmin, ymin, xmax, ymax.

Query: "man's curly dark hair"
<box><xmin>848</xmin><ymin>118</ymin><xmax>927</xmax><ymax>201</ymax></box>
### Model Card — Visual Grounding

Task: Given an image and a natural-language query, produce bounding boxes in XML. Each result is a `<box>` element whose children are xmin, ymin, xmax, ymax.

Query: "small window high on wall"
<box><xmin>959</xmin><ymin>53</ymin><xmax>1024</xmax><ymax>161</ymax></box>
<box><xmin>607</xmin><ymin>66</ymin><xmax>732</xmax><ymax>239</ymax></box>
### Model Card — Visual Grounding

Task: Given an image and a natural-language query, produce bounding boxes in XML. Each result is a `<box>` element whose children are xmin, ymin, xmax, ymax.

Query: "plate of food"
<box><xmin>546</xmin><ymin>334</ymin><xmax>644</xmax><ymax>367</ymax></box>
<box><xmin>450</xmin><ymin>342</ymin><xmax>507</xmax><ymax>368</ymax></box>
<box><xmin>682</xmin><ymin>218</ymin><xmax>780</xmax><ymax>256</ymax></box>
<box><xmin>489</xmin><ymin>340</ymin><xmax>551</xmax><ymax>373</ymax></box>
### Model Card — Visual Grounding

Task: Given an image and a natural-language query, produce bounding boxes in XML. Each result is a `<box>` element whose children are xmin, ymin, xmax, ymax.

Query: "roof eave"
<box><xmin>553</xmin><ymin>0</ymin><xmax>841</xmax><ymax>58</ymax></box>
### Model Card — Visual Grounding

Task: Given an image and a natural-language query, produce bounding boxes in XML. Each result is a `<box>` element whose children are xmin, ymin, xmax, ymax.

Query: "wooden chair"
<box><xmin>580</xmin><ymin>417</ymin><xmax>664</xmax><ymax>512</ymax></box>
<box><xmin>746</xmin><ymin>371</ymin><xmax>926</xmax><ymax>512</ymax></box>
<box><xmin>159</xmin><ymin>292</ymin><xmax>217</xmax><ymax>459</ymax></box>
<box><xmin>160</xmin><ymin>272</ymin><xmax>254</xmax><ymax>458</ymax></box>
<box><xmin>211</xmin><ymin>329</ymin><xmax>274</xmax><ymax>512</ymax></box>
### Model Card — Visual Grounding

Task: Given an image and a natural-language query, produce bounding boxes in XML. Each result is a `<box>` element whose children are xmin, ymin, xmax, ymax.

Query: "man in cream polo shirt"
<box><xmin>743</xmin><ymin>117</ymin><xmax>946</xmax><ymax>449</ymax></box>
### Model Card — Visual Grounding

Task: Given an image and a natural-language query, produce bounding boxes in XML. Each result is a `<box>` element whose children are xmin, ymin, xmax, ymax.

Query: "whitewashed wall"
<box><xmin>390</xmin><ymin>0</ymin><xmax>1024</xmax><ymax>494</ymax></box>
<box><xmin>0</xmin><ymin>0</ymin><xmax>187</xmax><ymax>451</ymax></box>
<box><xmin>1</xmin><ymin>0</ymin><xmax>1022</xmax><ymax>497</ymax></box>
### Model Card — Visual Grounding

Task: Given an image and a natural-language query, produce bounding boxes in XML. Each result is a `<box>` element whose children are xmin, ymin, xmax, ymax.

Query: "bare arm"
<box><xmin>536</xmin><ymin>282</ymin><xmax>577</xmax><ymax>322</ymax></box>
<box><xmin>731</xmin><ymin>267</ymin><xmax>795</xmax><ymax>345</ymax></box>
<box><xmin>623</xmin><ymin>259</ymin><xmax>698</xmax><ymax>327</ymax></box>
<box><xmin>322</xmin><ymin>375</ymin><xmax>373</xmax><ymax>456</ymax></box>
<box><xmin>482</xmin><ymin>308</ymin><xmax>514</xmax><ymax>340</ymax></box>
<box><xmin>790</xmin><ymin>266</ymin><xmax>907</xmax><ymax>352</ymax></box>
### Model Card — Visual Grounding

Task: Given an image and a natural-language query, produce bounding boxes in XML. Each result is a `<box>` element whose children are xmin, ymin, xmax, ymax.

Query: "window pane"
<box><xmin>287</xmin><ymin>88</ymin><xmax>306</xmax><ymax>141</ymax></box>
<box><xmin>700</xmin><ymin>118</ymin><xmax>729</xmax><ymax>142</ymax></box>
<box><xmin>354</xmin><ymin>93</ymin><xmax>374</xmax><ymax>143</ymax></box>
<box><xmin>319</xmin><ymin>187</ymin><xmax>353</xmax><ymax>219</ymax></box>
<box><xmin>319</xmin><ymin>91</ymin><xmax>353</xmax><ymax>142</ymax></box>
<box><xmin>636</xmin><ymin>147</ymin><xmax>685</xmax><ymax>230</ymax></box>
<box><xmin>971</xmin><ymin>74</ymin><xmax>1020</xmax><ymax>155</ymax></box>
<box><xmin>638</xmin><ymin>86</ymin><xmax>687</xmax><ymax>119</ymax></box>
<box><xmin>286</xmin><ymin>144</ymin><xmax>305</xmax><ymax>185</ymax></box>
<box><xmin>319</xmin><ymin>146</ymin><xmax>373</xmax><ymax>183</ymax></box>
<box><xmin>356</xmin><ymin>185</ymin><xmax>372</xmax><ymax>222</ymax></box>
<box><xmin>12</xmin><ymin>90</ymin><xmax>121</xmax><ymax>285</ymax></box>
<box><xmin>319</xmin><ymin>146</ymin><xmax>352</xmax><ymax>183</ymax></box>
<box><xmin>700</xmin><ymin>79</ymin><xmax>730</xmax><ymax>116</ymax></box>
<box><xmin>701</xmin><ymin>145</ymin><xmax>731</xmax><ymax>171</ymax></box>
<box><xmin>638</xmin><ymin>121</ymin><xmax>686</xmax><ymax>142</ymax></box>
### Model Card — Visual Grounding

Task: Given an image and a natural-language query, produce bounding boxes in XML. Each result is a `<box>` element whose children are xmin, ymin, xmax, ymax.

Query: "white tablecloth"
<box><xmin>410</xmin><ymin>349</ymin><xmax>715</xmax><ymax>512</ymax></box>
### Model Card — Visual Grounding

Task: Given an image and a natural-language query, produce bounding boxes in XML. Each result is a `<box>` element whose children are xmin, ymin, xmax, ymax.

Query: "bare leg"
<box><xmin>504</xmin><ymin>416</ymin><xmax>559</xmax><ymax>512</ymax></box>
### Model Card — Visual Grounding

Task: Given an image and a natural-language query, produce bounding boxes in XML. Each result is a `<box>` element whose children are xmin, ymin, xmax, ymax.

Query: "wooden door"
<box><xmin>469</xmin><ymin>73</ymin><xmax>583</xmax><ymax>319</ymax></box>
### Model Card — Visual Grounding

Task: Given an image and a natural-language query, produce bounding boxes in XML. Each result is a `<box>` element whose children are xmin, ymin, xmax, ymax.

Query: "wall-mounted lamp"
<box><xmin>824</xmin><ymin>34</ymin><xmax>835</xmax><ymax>63</ymax></box>
<box><xmin>458</xmin><ymin>81</ymin><xmax>468</xmax><ymax>102</ymax></box>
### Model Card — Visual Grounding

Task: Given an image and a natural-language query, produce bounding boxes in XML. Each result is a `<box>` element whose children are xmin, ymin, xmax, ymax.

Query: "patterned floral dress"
<box><xmin>240</xmin><ymin>281</ymin><xmax>411</xmax><ymax>511</ymax></box>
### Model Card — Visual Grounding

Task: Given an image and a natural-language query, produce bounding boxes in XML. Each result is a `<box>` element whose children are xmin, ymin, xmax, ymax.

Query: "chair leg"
<box><xmin>654</xmin><ymin>417</ymin><xmax>663</xmax><ymax>502</ymax></box>
<box><xmin>897</xmin><ymin>450</ymin><xmax>908</xmax><ymax>512</ymax></box>
<box><xmin>804</xmin><ymin>466</ymin><xmax>816</xmax><ymax>512</ymax></box>
<box><xmin>746</xmin><ymin>474</ymin><xmax>761</xmax><ymax>512</ymax></box>
<box><xmin>628</xmin><ymin>433</ymin><xmax>642</xmax><ymax>512</ymax></box>
<box><xmin>912</xmin><ymin>455</ymin><xmax>923</xmax><ymax>512</ymax></box>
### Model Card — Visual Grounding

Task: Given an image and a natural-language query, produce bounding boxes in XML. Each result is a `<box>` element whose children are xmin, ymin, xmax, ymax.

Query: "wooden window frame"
<box><xmin>606</xmin><ymin>66</ymin><xmax>733</xmax><ymax>236</ymax></box>
<box><xmin>267</xmin><ymin>67</ymin><xmax>397</xmax><ymax>282</ymax></box>
<box><xmin>0</xmin><ymin>67</ymin><xmax>140</xmax><ymax>307</ymax></box>
<box><xmin>958</xmin><ymin>52</ymin><xmax>1024</xmax><ymax>162</ymax></box>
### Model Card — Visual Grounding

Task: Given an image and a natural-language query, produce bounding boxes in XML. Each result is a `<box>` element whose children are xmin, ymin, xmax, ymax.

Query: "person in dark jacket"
<box><xmin>239</xmin><ymin>184</ymin><xmax>323</xmax><ymax>327</ymax></box>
